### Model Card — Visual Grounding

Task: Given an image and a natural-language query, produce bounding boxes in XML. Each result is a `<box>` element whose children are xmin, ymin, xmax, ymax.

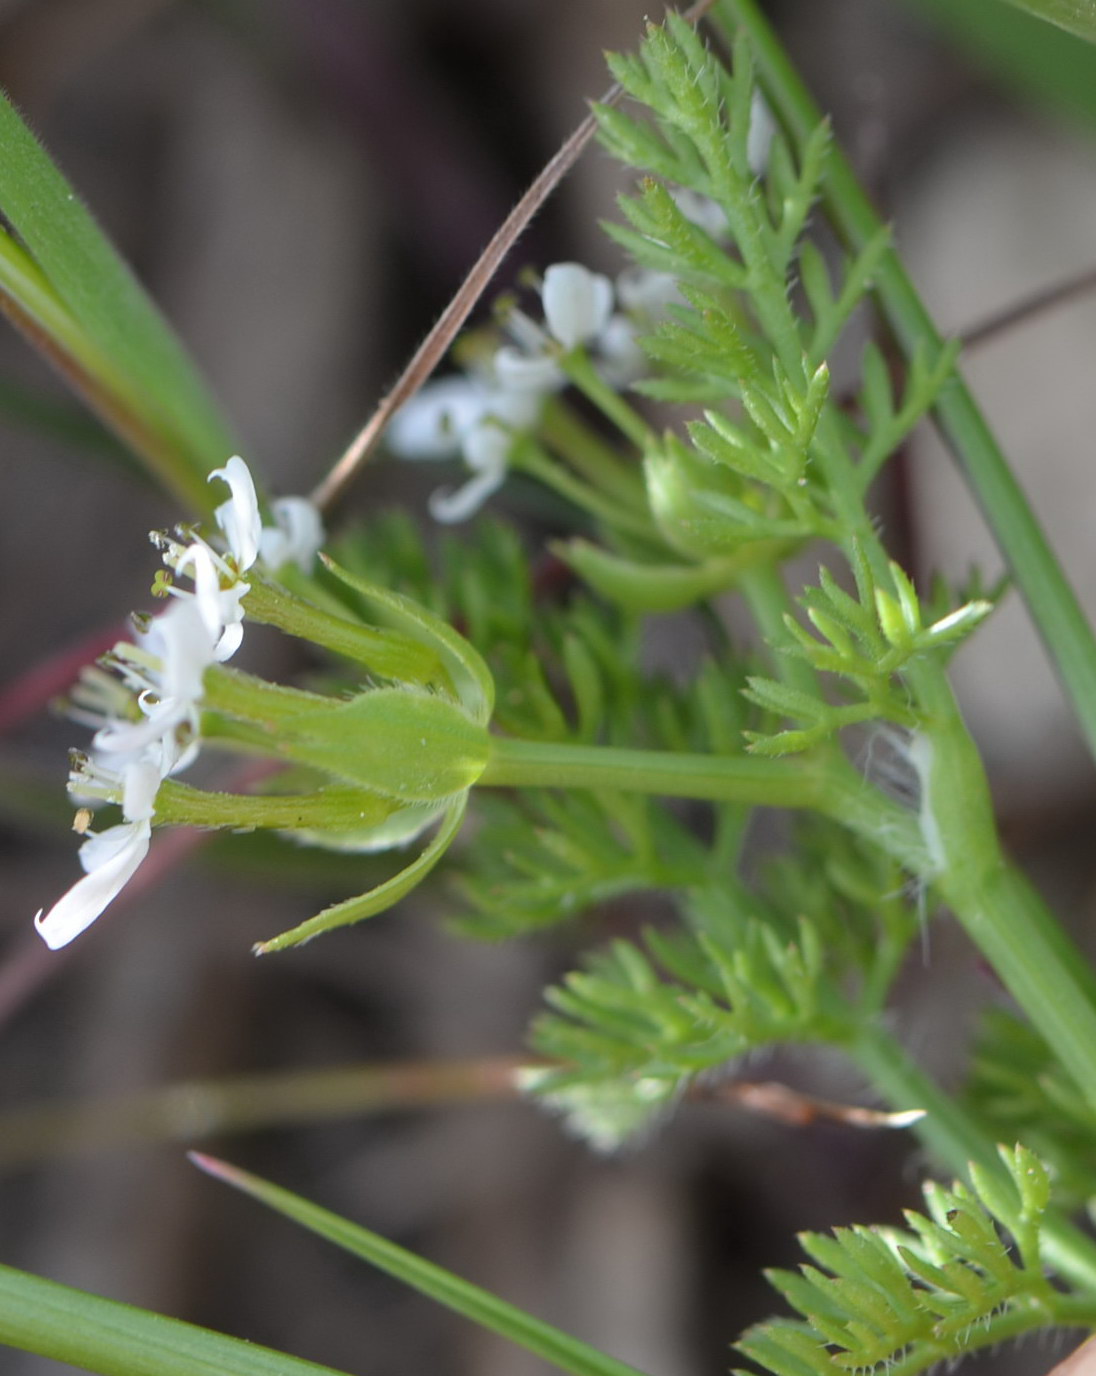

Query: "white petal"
<box><xmin>121</xmin><ymin>757</ymin><xmax>161</xmax><ymax>822</ymax></box>
<box><xmin>213</xmin><ymin>620</ymin><xmax>244</xmax><ymax>663</ymax></box>
<box><xmin>492</xmin><ymin>347</ymin><xmax>563</xmax><ymax>394</ymax></box>
<box><xmin>174</xmin><ymin>542</ymin><xmax>225</xmax><ymax>643</ymax></box>
<box><xmin>385</xmin><ymin>376</ymin><xmax>488</xmax><ymax>458</ymax></box>
<box><xmin>747</xmin><ymin>89</ymin><xmax>776</xmax><ymax>177</ymax></box>
<box><xmin>670</xmin><ymin>188</ymin><xmax>727</xmax><ymax>239</ymax></box>
<box><xmin>258</xmin><ymin>497</ymin><xmax>325</xmax><ymax>572</ymax></box>
<box><xmin>429</xmin><ymin>462</ymin><xmax>507</xmax><ymax>523</ymax></box>
<box><xmin>461</xmin><ymin>418</ymin><xmax>513</xmax><ymax>474</ymax></box>
<box><xmin>209</xmin><ymin>455</ymin><xmax>262</xmax><ymax>570</ymax></box>
<box><xmin>93</xmin><ymin>696</ymin><xmax>193</xmax><ymax>758</ymax></box>
<box><xmin>211</xmin><ymin>579</ymin><xmax>249</xmax><ymax>663</ymax></box>
<box><xmin>77</xmin><ymin>820</ymin><xmax>140</xmax><ymax>873</ymax></box>
<box><xmin>541</xmin><ymin>263</ymin><xmax>614</xmax><ymax>349</ymax></box>
<box><xmin>502</xmin><ymin>307</ymin><xmax>549</xmax><ymax>354</ymax></box>
<box><xmin>146</xmin><ymin>597</ymin><xmax>216</xmax><ymax>702</ymax></box>
<box><xmin>34</xmin><ymin>819</ymin><xmax>151</xmax><ymax>949</ymax></box>
<box><xmin>595</xmin><ymin>314</ymin><xmax>646</xmax><ymax>388</ymax></box>
<box><xmin>616</xmin><ymin>266</ymin><xmax>682</xmax><ymax>316</ymax></box>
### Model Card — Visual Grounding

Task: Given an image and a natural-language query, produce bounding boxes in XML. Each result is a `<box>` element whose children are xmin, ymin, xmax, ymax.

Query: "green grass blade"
<box><xmin>0</xmin><ymin>1259</ymin><xmax>355</xmax><ymax>1376</ymax></box>
<box><xmin>0</xmin><ymin>89</ymin><xmax>236</xmax><ymax>510</ymax></box>
<box><xmin>902</xmin><ymin>0</ymin><xmax>1096</xmax><ymax>126</ymax></box>
<box><xmin>0</xmin><ymin>374</ymin><xmax>134</xmax><ymax>465</ymax></box>
<box><xmin>190</xmin><ymin>1153</ymin><xmax>655</xmax><ymax>1376</ymax></box>
<box><xmin>715</xmin><ymin>0</ymin><xmax>1096</xmax><ymax>765</ymax></box>
<box><xmin>998</xmin><ymin>0</ymin><xmax>1096</xmax><ymax>43</ymax></box>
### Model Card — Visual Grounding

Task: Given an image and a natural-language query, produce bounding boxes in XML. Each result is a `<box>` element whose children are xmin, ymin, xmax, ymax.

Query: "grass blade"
<box><xmin>0</xmin><ymin>89</ymin><xmax>236</xmax><ymax>510</ymax></box>
<box><xmin>190</xmin><ymin>1153</ymin><xmax>655</xmax><ymax>1376</ymax></box>
<box><xmin>0</xmin><ymin>1259</ymin><xmax>354</xmax><ymax>1376</ymax></box>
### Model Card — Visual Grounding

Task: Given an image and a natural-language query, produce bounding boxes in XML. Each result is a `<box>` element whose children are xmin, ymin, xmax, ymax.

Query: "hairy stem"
<box><xmin>714</xmin><ymin>0</ymin><xmax>1096</xmax><ymax>764</ymax></box>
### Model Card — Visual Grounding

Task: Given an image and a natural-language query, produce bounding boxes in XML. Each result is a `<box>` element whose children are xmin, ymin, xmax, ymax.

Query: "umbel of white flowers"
<box><xmin>386</xmin><ymin>93</ymin><xmax>775</xmax><ymax>522</ymax></box>
<box><xmin>385</xmin><ymin>254</ymin><xmax>706</xmax><ymax>522</ymax></box>
<box><xmin>34</xmin><ymin>458</ymin><xmax>324</xmax><ymax>950</ymax></box>
<box><xmin>387</xmin><ymin>261</ymin><xmax>624</xmax><ymax>522</ymax></box>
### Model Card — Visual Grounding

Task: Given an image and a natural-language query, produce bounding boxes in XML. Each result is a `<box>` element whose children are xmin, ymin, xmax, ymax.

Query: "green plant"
<box><xmin>4</xmin><ymin>2</ymin><xmax>1096</xmax><ymax>1374</ymax></box>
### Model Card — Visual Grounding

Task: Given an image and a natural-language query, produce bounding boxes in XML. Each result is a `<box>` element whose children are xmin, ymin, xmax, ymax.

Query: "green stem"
<box><xmin>907</xmin><ymin>661</ymin><xmax>1096</xmax><ymax>1112</ymax></box>
<box><xmin>481</xmin><ymin>734</ymin><xmax>929</xmax><ymax>870</ymax></box>
<box><xmin>561</xmin><ymin>349</ymin><xmax>655</xmax><ymax>450</ymax></box>
<box><xmin>540</xmin><ymin>400</ymin><xmax>648</xmax><ymax>509</ymax></box>
<box><xmin>715</xmin><ymin>0</ymin><xmax>1096</xmax><ymax>764</ymax></box>
<box><xmin>852</xmin><ymin>1022</ymin><xmax>1096</xmax><ymax>1294</ymax></box>
<box><xmin>516</xmin><ymin>442</ymin><xmax>658</xmax><ymax>539</ymax></box>
<box><xmin>482</xmin><ymin>735</ymin><xmax>823</xmax><ymax>807</ymax></box>
<box><xmin>739</xmin><ymin>562</ymin><xmax>821</xmax><ymax>697</ymax></box>
<box><xmin>486</xmin><ymin>707</ymin><xmax>1096</xmax><ymax>1117</ymax></box>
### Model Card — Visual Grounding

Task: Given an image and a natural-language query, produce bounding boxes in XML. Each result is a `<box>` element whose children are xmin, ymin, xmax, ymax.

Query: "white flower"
<box><xmin>93</xmin><ymin>597</ymin><xmax>213</xmax><ymax>761</ymax></box>
<box><xmin>209</xmin><ymin>455</ymin><xmax>262</xmax><ymax>571</ymax></box>
<box><xmin>389</xmin><ymin>264</ymin><xmax>637</xmax><ymax>521</ymax></box>
<box><xmin>594</xmin><ymin>314</ymin><xmax>648</xmax><ymax>389</ymax></box>
<box><xmin>34</xmin><ymin>819</ymin><xmax>152</xmax><ymax>949</ymax></box>
<box><xmin>746</xmin><ymin>88</ymin><xmax>776</xmax><ymax>178</ymax></box>
<box><xmin>388</xmin><ymin>358</ymin><xmax>554</xmax><ymax>523</ymax></box>
<box><xmin>541</xmin><ymin>263</ymin><xmax>614</xmax><ymax>349</ymax></box>
<box><xmin>34</xmin><ymin>750</ymin><xmax>163</xmax><ymax>950</ymax></box>
<box><xmin>173</xmin><ymin>541</ymin><xmax>249</xmax><ymax>663</ymax></box>
<box><xmin>259</xmin><ymin>497</ymin><xmax>325</xmax><ymax>573</ymax></box>
<box><xmin>429</xmin><ymin>419</ymin><xmax>511</xmax><ymax>524</ymax></box>
<box><xmin>386</xmin><ymin>376</ymin><xmax>494</xmax><ymax>460</ymax></box>
<box><xmin>615</xmin><ymin>266</ymin><xmax>683</xmax><ymax>317</ymax></box>
<box><xmin>492</xmin><ymin>346</ymin><xmax>563</xmax><ymax>393</ymax></box>
<box><xmin>671</xmin><ymin>187</ymin><xmax>729</xmax><ymax>239</ymax></box>
<box><xmin>38</xmin><ymin>454</ymin><xmax>328</xmax><ymax>951</ymax></box>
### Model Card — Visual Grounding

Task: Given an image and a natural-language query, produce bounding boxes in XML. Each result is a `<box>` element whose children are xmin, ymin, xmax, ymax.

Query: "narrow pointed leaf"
<box><xmin>0</xmin><ymin>1260</ymin><xmax>351</xmax><ymax>1376</ymax></box>
<box><xmin>321</xmin><ymin>555</ymin><xmax>495</xmax><ymax>721</ymax></box>
<box><xmin>190</xmin><ymin>1153</ymin><xmax>654</xmax><ymax>1376</ymax></box>
<box><xmin>254</xmin><ymin>797</ymin><xmax>467</xmax><ymax>953</ymax></box>
<box><xmin>0</xmin><ymin>89</ymin><xmax>235</xmax><ymax>509</ymax></box>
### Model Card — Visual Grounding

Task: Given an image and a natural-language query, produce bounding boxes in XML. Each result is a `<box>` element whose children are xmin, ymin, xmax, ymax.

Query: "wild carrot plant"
<box><xmin>4</xmin><ymin>2</ymin><xmax>1096</xmax><ymax>1374</ymax></box>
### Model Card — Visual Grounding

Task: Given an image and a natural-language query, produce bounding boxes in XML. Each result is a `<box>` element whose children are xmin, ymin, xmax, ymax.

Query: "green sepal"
<box><xmin>243</xmin><ymin>576</ymin><xmax>445</xmax><ymax>686</ymax></box>
<box><xmin>154</xmin><ymin>778</ymin><xmax>398</xmax><ymax>832</ymax></box>
<box><xmin>321</xmin><ymin>554</ymin><xmax>495</xmax><ymax>722</ymax></box>
<box><xmin>283</xmin><ymin>688</ymin><xmax>490</xmax><ymax>803</ymax></box>
<box><xmin>558</xmin><ymin>537</ymin><xmax>784</xmax><ymax>612</ymax></box>
<box><xmin>286</xmin><ymin>801</ymin><xmax>446</xmax><ymax>855</ymax></box>
<box><xmin>253</xmin><ymin>796</ymin><xmax>468</xmax><ymax>952</ymax></box>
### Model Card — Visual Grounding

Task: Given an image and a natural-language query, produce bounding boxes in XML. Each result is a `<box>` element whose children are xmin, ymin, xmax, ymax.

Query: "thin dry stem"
<box><xmin>310</xmin><ymin>0</ymin><xmax>720</xmax><ymax>516</ymax></box>
<box><xmin>960</xmin><ymin>262</ymin><xmax>1096</xmax><ymax>351</ymax></box>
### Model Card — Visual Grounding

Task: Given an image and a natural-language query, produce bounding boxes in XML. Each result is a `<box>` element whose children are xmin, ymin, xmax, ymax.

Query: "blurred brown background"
<box><xmin>1</xmin><ymin>2</ymin><xmax>1096</xmax><ymax>1373</ymax></box>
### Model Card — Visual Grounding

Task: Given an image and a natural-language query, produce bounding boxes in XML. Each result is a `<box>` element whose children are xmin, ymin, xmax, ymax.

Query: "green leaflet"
<box><xmin>733</xmin><ymin>1147</ymin><xmax>1093</xmax><ymax>1376</ymax></box>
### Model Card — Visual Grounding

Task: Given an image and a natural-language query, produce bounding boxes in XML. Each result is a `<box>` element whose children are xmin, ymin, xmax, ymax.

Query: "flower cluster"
<box><xmin>384</xmin><ymin>234</ymin><xmax>727</xmax><ymax>522</ymax></box>
<box><xmin>385</xmin><ymin>91</ymin><xmax>774</xmax><ymax>525</ymax></box>
<box><xmin>387</xmin><ymin>261</ymin><xmax>635</xmax><ymax>522</ymax></box>
<box><xmin>35</xmin><ymin>457</ymin><xmax>324</xmax><ymax>950</ymax></box>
